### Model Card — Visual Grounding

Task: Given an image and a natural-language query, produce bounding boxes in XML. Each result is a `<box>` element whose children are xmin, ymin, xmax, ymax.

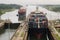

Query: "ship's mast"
<box><xmin>36</xmin><ymin>6</ymin><xmax>39</xmax><ymax>11</ymax></box>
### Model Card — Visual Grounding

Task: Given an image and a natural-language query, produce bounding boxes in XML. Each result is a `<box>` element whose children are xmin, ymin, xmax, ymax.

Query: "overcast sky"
<box><xmin>0</xmin><ymin>0</ymin><xmax>60</xmax><ymax>5</ymax></box>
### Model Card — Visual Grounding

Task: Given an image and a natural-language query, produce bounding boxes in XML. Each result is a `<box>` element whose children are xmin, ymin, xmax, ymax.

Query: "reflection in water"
<box><xmin>0</xmin><ymin>29</ymin><xmax>16</xmax><ymax>40</ymax></box>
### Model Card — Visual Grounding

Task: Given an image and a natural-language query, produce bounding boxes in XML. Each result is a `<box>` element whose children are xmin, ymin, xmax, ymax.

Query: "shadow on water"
<box><xmin>4</xmin><ymin>23</ymin><xmax>20</xmax><ymax>29</ymax></box>
<box><xmin>0</xmin><ymin>23</ymin><xmax>20</xmax><ymax>35</ymax></box>
<box><xmin>0</xmin><ymin>28</ymin><xmax>5</xmax><ymax>35</ymax></box>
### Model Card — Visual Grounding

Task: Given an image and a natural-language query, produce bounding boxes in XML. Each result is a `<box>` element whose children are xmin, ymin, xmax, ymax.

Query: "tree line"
<box><xmin>0</xmin><ymin>4</ymin><xmax>22</xmax><ymax>9</ymax></box>
<box><xmin>43</xmin><ymin>5</ymin><xmax>60</xmax><ymax>12</ymax></box>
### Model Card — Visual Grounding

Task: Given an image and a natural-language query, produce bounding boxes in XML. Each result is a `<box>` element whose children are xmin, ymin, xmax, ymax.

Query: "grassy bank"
<box><xmin>53</xmin><ymin>34</ymin><xmax>60</xmax><ymax>40</ymax></box>
<box><xmin>49</xmin><ymin>20</ymin><xmax>60</xmax><ymax>40</ymax></box>
<box><xmin>0</xmin><ymin>9</ymin><xmax>15</xmax><ymax>21</ymax></box>
<box><xmin>0</xmin><ymin>9</ymin><xmax>16</xmax><ymax>15</ymax></box>
<box><xmin>43</xmin><ymin>5</ymin><xmax>60</xmax><ymax>12</ymax></box>
<box><xmin>0</xmin><ymin>4</ymin><xmax>22</xmax><ymax>15</ymax></box>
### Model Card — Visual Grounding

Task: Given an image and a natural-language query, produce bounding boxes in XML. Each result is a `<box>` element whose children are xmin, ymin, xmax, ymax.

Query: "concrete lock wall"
<box><xmin>4</xmin><ymin>23</ymin><xmax>20</xmax><ymax>29</ymax></box>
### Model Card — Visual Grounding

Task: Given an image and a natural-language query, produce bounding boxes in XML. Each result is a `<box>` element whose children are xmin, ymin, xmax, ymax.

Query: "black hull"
<box><xmin>28</xmin><ymin>28</ymin><xmax>54</xmax><ymax>40</ymax></box>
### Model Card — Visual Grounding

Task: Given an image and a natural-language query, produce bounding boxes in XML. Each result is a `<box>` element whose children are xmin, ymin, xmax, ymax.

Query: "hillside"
<box><xmin>0</xmin><ymin>4</ymin><xmax>22</xmax><ymax>15</ymax></box>
<box><xmin>42</xmin><ymin>5</ymin><xmax>60</xmax><ymax>12</ymax></box>
<box><xmin>0</xmin><ymin>4</ymin><xmax>22</xmax><ymax>9</ymax></box>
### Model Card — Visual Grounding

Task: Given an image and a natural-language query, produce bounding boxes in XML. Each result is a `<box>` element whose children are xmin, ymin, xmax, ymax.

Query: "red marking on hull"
<box><xmin>35</xmin><ymin>33</ymin><xmax>42</xmax><ymax>39</ymax></box>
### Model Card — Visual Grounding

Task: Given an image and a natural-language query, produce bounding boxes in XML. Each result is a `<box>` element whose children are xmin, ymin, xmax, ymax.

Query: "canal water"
<box><xmin>0</xmin><ymin>23</ymin><xmax>20</xmax><ymax>40</ymax></box>
<box><xmin>0</xmin><ymin>6</ymin><xmax>60</xmax><ymax>40</ymax></box>
<box><xmin>0</xmin><ymin>29</ymin><xmax>16</xmax><ymax>40</ymax></box>
<box><xmin>1</xmin><ymin>7</ymin><xmax>60</xmax><ymax>22</ymax></box>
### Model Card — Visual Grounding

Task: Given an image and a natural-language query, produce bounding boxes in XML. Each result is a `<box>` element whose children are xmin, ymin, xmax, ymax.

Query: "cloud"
<box><xmin>0</xmin><ymin>0</ymin><xmax>60</xmax><ymax>5</ymax></box>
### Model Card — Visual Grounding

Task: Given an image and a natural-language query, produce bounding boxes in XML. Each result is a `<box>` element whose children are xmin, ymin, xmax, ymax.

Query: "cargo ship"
<box><xmin>18</xmin><ymin>7</ymin><xmax>26</xmax><ymax>21</ymax></box>
<box><xmin>27</xmin><ymin>7</ymin><xmax>48</xmax><ymax>40</ymax></box>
